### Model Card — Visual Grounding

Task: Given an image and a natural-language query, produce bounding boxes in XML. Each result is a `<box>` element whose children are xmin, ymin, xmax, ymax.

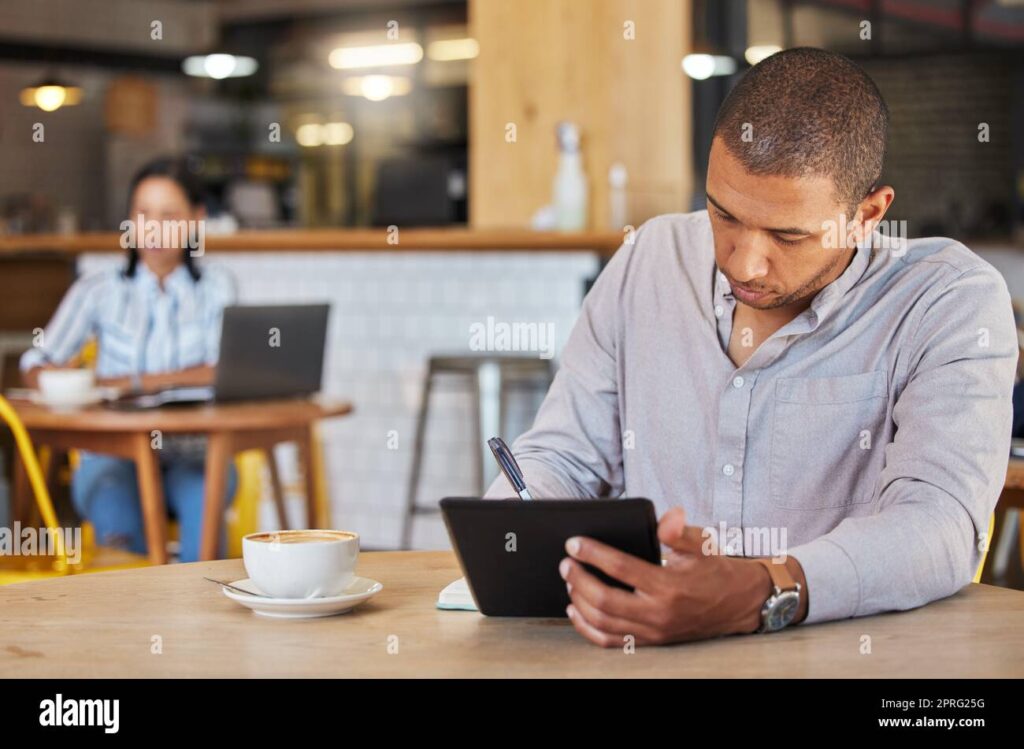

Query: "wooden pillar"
<box><xmin>469</xmin><ymin>0</ymin><xmax>693</xmax><ymax>231</ymax></box>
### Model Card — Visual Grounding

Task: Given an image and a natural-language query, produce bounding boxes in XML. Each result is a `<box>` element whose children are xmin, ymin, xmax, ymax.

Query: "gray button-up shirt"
<box><xmin>484</xmin><ymin>210</ymin><xmax>1018</xmax><ymax>625</ymax></box>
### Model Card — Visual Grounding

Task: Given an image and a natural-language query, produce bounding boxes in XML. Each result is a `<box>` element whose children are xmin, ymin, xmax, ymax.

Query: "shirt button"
<box><xmin>732</xmin><ymin>376</ymin><xmax>744</xmax><ymax>388</ymax></box>
<box><xmin>714</xmin><ymin>305</ymin><xmax>724</xmax><ymax>317</ymax></box>
<box><xmin>722</xmin><ymin>463</ymin><xmax>735</xmax><ymax>476</ymax></box>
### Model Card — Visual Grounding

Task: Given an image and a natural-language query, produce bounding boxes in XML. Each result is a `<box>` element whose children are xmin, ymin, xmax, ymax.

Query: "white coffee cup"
<box><xmin>242</xmin><ymin>529</ymin><xmax>359</xmax><ymax>599</ymax></box>
<box><xmin>37</xmin><ymin>369</ymin><xmax>95</xmax><ymax>404</ymax></box>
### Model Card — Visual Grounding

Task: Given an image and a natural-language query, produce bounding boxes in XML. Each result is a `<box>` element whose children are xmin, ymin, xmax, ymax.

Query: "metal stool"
<box><xmin>402</xmin><ymin>354</ymin><xmax>553</xmax><ymax>549</ymax></box>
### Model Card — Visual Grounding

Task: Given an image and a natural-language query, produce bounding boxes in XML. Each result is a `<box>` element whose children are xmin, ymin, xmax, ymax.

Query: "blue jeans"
<box><xmin>71</xmin><ymin>451</ymin><xmax>238</xmax><ymax>563</ymax></box>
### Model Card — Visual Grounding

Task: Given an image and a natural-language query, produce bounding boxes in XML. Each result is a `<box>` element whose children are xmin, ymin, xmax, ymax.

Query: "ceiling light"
<box><xmin>296</xmin><ymin>123</ymin><xmax>324</xmax><ymax>147</ymax></box>
<box><xmin>341</xmin><ymin>75</ymin><xmax>412</xmax><ymax>101</ymax></box>
<box><xmin>745</xmin><ymin>45</ymin><xmax>782</xmax><ymax>65</ymax></box>
<box><xmin>681</xmin><ymin>54</ymin><xmax>737</xmax><ymax>80</ymax></box>
<box><xmin>19</xmin><ymin>78</ymin><xmax>82</xmax><ymax>112</ymax></box>
<box><xmin>328</xmin><ymin>42</ymin><xmax>423</xmax><ymax>70</ymax></box>
<box><xmin>427</xmin><ymin>38</ymin><xmax>480</xmax><ymax>61</ymax></box>
<box><xmin>295</xmin><ymin>122</ymin><xmax>354</xmax><ymax>148</ymax></box>
<box><xmin>322</xmin><ymin>122</ymin><xmax>354</xmax><ymax>146</ymax></box>
<box><xmin>182</xmin><ymin>54</ymin><xmax>259</xmax><ymax>79</ymax></box>
<box><xmin>360</xmin><ymin>75</ymin><xmax>393</xmax><ymax>101</ymax></box>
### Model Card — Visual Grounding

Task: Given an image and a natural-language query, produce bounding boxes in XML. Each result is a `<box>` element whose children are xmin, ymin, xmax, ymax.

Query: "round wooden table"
<box><xmin>9</xmin><ymin>396</ymin><xmax>353</xmax><ymax>563</ymax></box>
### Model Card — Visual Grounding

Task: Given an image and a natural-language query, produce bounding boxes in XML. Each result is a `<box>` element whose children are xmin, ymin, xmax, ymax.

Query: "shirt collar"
<box><xmin>134</xmin><ymin>261</ymin><xmax>191</xmax><ymax>295</ymax></box>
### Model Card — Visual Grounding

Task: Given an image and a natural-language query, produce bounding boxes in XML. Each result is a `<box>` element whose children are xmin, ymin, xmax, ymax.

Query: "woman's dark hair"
<box><xmin>123</xmin><ymin>156</ymin><xmax>205</xmax><ymax>282</ymax></box>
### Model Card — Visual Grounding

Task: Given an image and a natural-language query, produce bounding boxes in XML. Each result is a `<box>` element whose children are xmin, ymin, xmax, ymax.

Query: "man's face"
<box><xmin>705</xmin><ymin>137</ymin><xmax>856</xmax><ymax>312</ymax></box>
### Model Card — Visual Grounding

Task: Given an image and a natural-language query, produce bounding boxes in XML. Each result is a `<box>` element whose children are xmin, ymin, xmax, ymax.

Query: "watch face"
<box><xmin>765</xmin><ymin>591</ymin><xmax>800</xmax><ymax>632</ymax></box>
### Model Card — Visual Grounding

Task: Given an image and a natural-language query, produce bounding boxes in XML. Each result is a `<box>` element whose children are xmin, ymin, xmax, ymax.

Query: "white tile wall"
<box><xmin>79</xmin><ymin>250</ymin><xmax>600</xmax><ymax>550</ymax></box>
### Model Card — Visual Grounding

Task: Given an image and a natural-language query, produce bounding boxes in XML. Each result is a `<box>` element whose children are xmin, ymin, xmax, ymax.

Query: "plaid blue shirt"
<box><xmin>21</xmin><ymin>261</ymin><xmax>236</xmax><ymax>377</ymax></box>
<box><xmin>21</xmin><ymin>261</ymin><xmax>236</xmax><ymax>463</ymax></box>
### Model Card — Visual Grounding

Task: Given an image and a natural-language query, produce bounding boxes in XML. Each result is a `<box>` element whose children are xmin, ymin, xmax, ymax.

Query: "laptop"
<box><xmin>111</xmin><ymin>304</ymin><xmax>329</xmax><ymax>409</ymax></box>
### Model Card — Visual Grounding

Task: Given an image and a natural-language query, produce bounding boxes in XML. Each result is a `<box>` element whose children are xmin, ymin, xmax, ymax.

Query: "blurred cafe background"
<box><xmin>0</xmin><ymin>0</ymin><xmax>1022</xmax><ymax>574</ymax></box>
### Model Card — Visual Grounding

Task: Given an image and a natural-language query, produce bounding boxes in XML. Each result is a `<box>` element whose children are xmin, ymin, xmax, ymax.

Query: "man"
<box><xmin>484</xmin><ymin>48</ymin><xmax>1018</xmax><ymax>646</ymax></box>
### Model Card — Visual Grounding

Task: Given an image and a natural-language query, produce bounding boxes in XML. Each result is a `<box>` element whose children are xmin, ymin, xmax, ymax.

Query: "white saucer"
<box><xmin>30</xmin><ymin>387</ymin><xmax>117</xmax><ymax>410</ymax></box>
<box><xmin>221</xmin><ymin>577</ymin><xmax>383</xmax><ymax>619</ymax></box>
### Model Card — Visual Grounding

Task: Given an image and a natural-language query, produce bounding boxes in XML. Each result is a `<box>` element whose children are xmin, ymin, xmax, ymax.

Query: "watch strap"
<box><xmin>755</xmin><ymin>557</ymin><xmax>798</xmax><ymax>593</ymax></box>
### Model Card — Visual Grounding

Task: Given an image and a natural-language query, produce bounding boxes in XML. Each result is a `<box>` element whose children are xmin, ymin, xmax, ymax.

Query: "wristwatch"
<box><xmin>754</xmin><ymin>558</ymin><xmax>802</xmax><ymax>633</ymax></box>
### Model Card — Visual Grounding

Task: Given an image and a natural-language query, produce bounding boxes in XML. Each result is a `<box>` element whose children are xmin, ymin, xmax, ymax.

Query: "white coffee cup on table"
<box><xmin>37</xmin><ymin>369</ymin><xmax>95</xmax><ymax>404</ymax></box>
<box><xmin>242</xmin><ymin>529</ymin><xmax>359</xmax><ymax>599</ymax></box>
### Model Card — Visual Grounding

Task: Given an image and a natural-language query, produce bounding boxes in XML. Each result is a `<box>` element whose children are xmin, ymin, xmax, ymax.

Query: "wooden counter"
<box><xmin>0</xmin><ymin>228</ymin><xmax>625</xmax><ymax>256</ymax></box>
<box><xmin>1</xmin><ymin>550</ymin><xmax>1023</xmax><ymax>677</ymax></box>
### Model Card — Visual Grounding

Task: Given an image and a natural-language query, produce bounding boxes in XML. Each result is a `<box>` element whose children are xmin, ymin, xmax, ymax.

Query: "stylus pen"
<box><xmin>487</xmin><ymin>437</ymin><xmax>533</xmax><ymax>500</ymax></box>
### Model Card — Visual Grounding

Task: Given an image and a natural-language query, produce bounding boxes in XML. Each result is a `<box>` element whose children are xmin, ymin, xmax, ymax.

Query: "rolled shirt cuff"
<box><xmin>786</xmin><ymin>537</ymin><xmax>862</xmax><ymax>625</ymax></box>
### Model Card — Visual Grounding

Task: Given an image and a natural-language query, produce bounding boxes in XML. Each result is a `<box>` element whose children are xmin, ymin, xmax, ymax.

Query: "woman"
<box><xmin>21</xmin><ymin>157</ymin><xmax>238</xmax><ymax>562</ymax></box>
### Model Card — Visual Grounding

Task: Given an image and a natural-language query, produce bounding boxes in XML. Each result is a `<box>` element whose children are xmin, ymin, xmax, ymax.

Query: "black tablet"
<box><xmin>440</xmin><ymin>497</ymin><xmax>660</xmax><ymax>617</ymax></box>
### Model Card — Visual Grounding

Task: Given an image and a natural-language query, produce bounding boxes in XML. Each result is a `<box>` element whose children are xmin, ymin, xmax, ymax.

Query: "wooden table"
<box><xmin>1</xmin><ymin>550</ymin><xmax>1022</xmax><ymax>678</ymax></box>
<box><xmin>8</xmin><ymin>397</ymin><xmax>353</xmax><ymax>564</ymax></box>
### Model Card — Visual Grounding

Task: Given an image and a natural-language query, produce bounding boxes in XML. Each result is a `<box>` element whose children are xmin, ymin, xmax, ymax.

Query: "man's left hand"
<box><xmin>560</xmin><ymin>506</ymin><xmax>775</xmax><ymax>647</ymax></box>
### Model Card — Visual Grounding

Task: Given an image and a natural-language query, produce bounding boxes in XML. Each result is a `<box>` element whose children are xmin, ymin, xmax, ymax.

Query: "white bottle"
<box><xmin>608</xmin><ymin>162</ymin><xmax>628</xmax><ymax>231</ymax></box>
<box><xmin>553</xmin><ymin>121</ymin><xmax>588</xmax><ymax>232</ymax></box>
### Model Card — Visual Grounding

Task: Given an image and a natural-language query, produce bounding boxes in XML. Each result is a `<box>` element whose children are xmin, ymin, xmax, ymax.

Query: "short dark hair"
<box><xmin>712</xmin><ymin>47</ymin><xmax>888</xmax><ymax>211</ymax></box>
<box><xmin>123</xmin><ymin>156</ymin><xmax>205</xmax><ymax>282</ymax></box>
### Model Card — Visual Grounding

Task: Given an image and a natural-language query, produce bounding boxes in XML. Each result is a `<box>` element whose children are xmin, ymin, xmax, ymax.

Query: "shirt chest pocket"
<box><xmin>770</xmin><ymin>370</ymin><xmax>889</xmax><ymax>510</ymax></box>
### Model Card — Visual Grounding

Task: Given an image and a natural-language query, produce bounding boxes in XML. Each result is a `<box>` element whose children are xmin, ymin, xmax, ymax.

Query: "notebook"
<box><xmin>436</xmin><ymin>577</ymin><xmax>478</xmax><ymax>611</ymax></box>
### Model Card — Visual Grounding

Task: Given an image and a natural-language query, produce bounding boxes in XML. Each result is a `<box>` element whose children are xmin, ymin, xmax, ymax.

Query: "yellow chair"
<box><xmin>0</xmin><ymin>394</ymin><xmax>152</xmax><ymax>585</ymax></box>
<box><xmin>973</xmin><ymin>513</ymin><xmax>996</xmax><ymax>584</ymax></box>
<box><xmin>226</xmin><ymin>450</ymin><xmax>268</xmax><ymax>558</ymax></box>
<box><xmin>2</xmin><ymin>334</ymin><xmax>145</xmax><ymax>579</ymax></box>
<box><xmin>0</xmin><ymin>394</ymin><xmax>70</xmax><ymax>582</ymax></box>
<box><xmin>1</xmin><ymin>399</ymin><xmax>267</xmax><ymax>578</ymax></box>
